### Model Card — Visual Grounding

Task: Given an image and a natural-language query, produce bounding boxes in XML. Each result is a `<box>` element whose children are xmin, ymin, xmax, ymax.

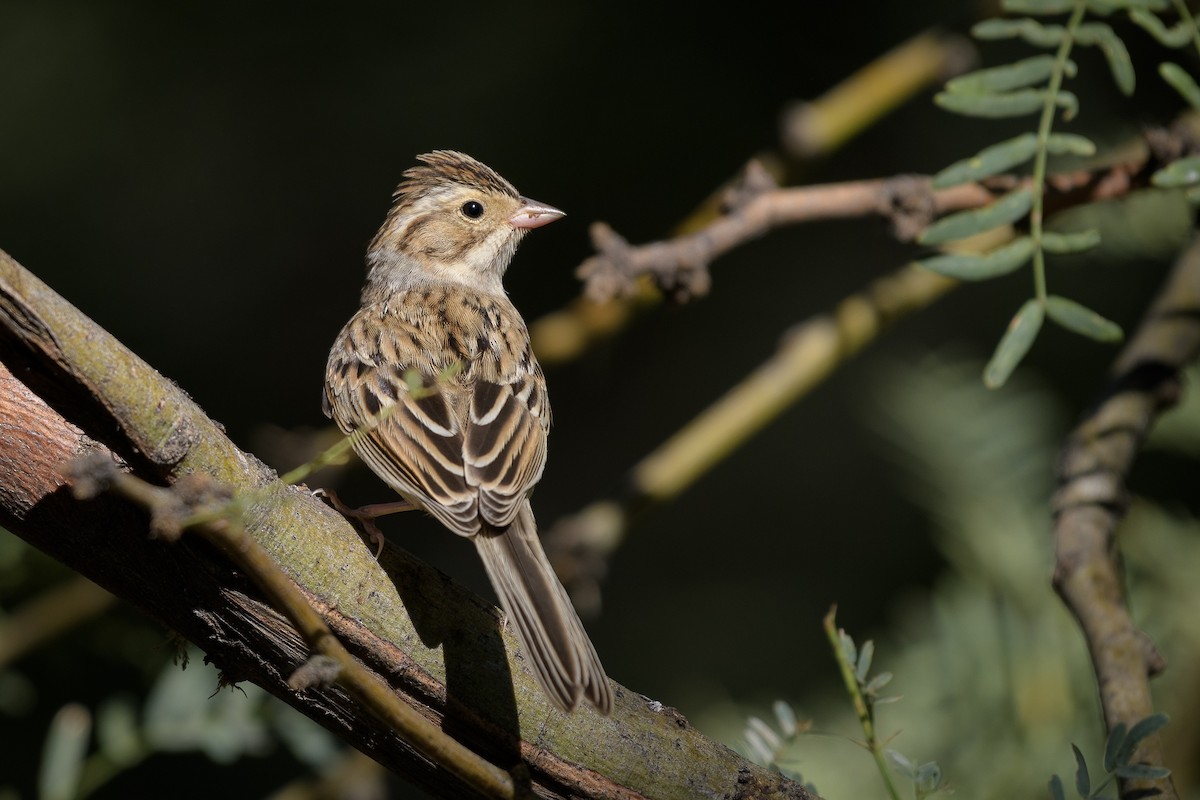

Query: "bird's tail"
<box><xmin>474</xmin><ymin>501</ymin><xmax>612</xmax><ymax>714</ymax></box>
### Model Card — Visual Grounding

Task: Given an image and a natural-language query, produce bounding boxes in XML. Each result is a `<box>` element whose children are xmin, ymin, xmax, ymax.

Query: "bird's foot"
<box><xmin>313</xmin><ymin>489</ymin><xmax>415</xmax><ymax>558</ymax></box>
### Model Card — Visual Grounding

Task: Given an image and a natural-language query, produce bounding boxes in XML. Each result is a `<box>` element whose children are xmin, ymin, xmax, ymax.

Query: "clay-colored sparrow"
<box><xmin>323</xmin><ymin>151</ymin><xmax>611</xmax><ymax>714</ymax></box>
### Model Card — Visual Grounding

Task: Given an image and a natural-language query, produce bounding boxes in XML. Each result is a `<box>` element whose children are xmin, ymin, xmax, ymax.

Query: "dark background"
<box><xmin>1</xmin><ymin>1</ymin><xmax>1194</xmax><ymax>796</ymax></box>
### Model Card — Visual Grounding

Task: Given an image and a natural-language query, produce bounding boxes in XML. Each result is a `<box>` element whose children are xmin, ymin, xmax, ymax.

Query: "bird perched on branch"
<box><xmin>323</xmin><ymin>150</ymin><xmax>612</xmax><ymax>714</ymax></box>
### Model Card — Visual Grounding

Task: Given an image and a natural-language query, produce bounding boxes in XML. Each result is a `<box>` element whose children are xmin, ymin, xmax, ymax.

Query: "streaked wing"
<box><xmin>466</xmin><ymin>375</ymin><xmax>548</xmax><ymax>528</ymax></box>
<box><xmin>324</xmin><ymin>288</ymin><xmax>549</xmax><ymax>535</ymax></box>
<box><xmin>324</xmin><ymin>309</ymin><xmax>478</xmax><ymax>535</ymax></box>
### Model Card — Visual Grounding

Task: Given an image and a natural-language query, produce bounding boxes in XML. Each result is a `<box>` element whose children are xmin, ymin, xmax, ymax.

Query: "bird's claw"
<box><xmin>313</xmin><ymin>488</ymin><xmax>387</xmax><ymax>559</ymax></box>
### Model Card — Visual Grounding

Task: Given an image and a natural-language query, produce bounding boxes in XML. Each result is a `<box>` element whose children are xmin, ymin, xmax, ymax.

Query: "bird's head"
<box><xmin>365</xmin><ymin>150</ymin><xmax>564</xmax><ymax>298</ymax></box>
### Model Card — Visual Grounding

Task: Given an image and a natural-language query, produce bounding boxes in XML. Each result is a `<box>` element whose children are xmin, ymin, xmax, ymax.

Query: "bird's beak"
<box><xmin>509</xmin><ymin>198</ymin><xmax>565</xmax><ymax>230</ymax></box>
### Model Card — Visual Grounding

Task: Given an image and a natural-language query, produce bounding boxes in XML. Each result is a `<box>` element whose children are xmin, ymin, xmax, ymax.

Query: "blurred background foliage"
<box><xmin>2</xmin><ymin>1</ymin><xmax>1200</xmax><ymax>797</ymax></box>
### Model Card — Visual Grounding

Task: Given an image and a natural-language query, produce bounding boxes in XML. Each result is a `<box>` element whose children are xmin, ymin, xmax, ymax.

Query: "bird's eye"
<box><xmin>461</xmin><ymin>200</ymin><xmax>484</xmax><ymax>219</ymax></box>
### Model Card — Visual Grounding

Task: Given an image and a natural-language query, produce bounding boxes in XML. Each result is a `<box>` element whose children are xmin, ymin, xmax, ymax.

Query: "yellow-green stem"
<box><xmin>1030</xmin><ymin>0</ymin><xmax>1088</xmax><ymax>306</ymax></box>
<box><xmin>277</xmin><ymin>433</ymin><xmax>357</xmax><ymax>486</ymax></box>
<box><xmin>823</xmin><ymin>607</ymin><xmax>902</xmax><ymax>800</ymax></box>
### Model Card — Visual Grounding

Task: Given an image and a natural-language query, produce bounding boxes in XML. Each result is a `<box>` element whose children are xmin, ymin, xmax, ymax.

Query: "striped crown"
<box><xmin>394</xmin><ymin>151</ymin><xmax>519</xmax><ymax>206</ymax></box>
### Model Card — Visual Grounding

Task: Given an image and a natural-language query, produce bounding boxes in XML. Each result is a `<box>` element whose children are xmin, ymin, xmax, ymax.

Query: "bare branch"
<box><xmin>1052</xmin><ymin>235</ymin><xmax>1200</xmax><ymax>800</ymax></box>
<box><xmin>576</xmin><ymin>171</ymin><xmax>988</xmax><ymax>304</ymax></box>
<box><xmin>572</xmin><ymin>122</ymin><xmax>1193</xmax><ymax>308</ymax></box>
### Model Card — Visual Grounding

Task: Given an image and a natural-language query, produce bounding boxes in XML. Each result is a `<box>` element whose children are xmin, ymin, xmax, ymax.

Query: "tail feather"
<box><xmin>474</xmin><ymin>502</ymin><xmax>612</xmax><ymax>714</ymax></box>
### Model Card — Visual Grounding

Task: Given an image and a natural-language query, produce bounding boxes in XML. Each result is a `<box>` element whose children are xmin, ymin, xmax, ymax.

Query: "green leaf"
<box><xmin>935</xmin><ymin>74</ymin><xmax>1078</xmax><ymax>117</ymax></box>
<box><xmin>1117</xmin><ymin>713</ymin><xmax>1170</xmax><ymax>764</ymax></box>
<box><xmin>1041</xmin><ymin>229</ymin><xmax>1101</xmax><ymax>253</ymax></box>
<box><xmin>1089</xmin><ymin>0</ymin><xmax>1168</xmax><ymax>10</ymax></box>
<box><xmin>746</xmin><ymin>716</ymin><xmax>782</xmax><ymax>751</ymax></box>
<box><xmin>38</xmin><ymin>705</ymin><xmax>91</xmax><ymax>800</ymax></box>
<box><xmin>919</xmin><ymin>236</ymin><xmax>1035</xmax><ymax>280</ymax></box>
<box><xmin>1104</xmin><ymin>722</ymin><xmax>1128</xmax><ymax>772</ymax></box>
<box><xmin>1126</xmin><ymin>712</ymin><xmax>1171</xmax><ymax>744</ymax></box>
<box><xmin>839</xmin><ymin>631</ymin><xmax>857</xmax><ymax>667</ymax></box>
<box><xmin>1072</xmin><ymin>743</ymin><xmax>1091</xmax><ymax>797</ymax></box>
<box><xmin>773</xmin><ymin>700</ymin><xmax>798</xmax><ymax>737</ymax></box>
<box><xmin>865</xmin><ymin>671</ymin><xmax>894</xmax><ymax>694</ymax></box>
<box><xmin>1048</xmin><ymin>774</ymin><xmax>1067</xmax><ymax>800</ymax></box>
<box><xmin>1056</xmin><ymin>90</ymin><xmax>1080</xmax><ymax>121</ymax></box>
<box><xmin>984</xmin><ymin>299</ymin><xmax>1044</xmax><ymax>388</ymax></box>
<box><xmin>920</xmin><ymin>189</ymin><xmax>1034</xmax><ymax>245</ymax></box>
<box><xmin>1128</xmin><ymin>10</ymin><xmax>1195</xmax><ymax>47</ymax></box>
<box><xmin>885</xmin><ymin>749</ymin><xmax>916</xmax><ymax>777</ymax></box>
<box><xmin>1003</xmin><ymin>0</ymin><xmax>1075</xmax><ymax>11</ymax></box>
<box><xmin>1045</xmin><ymin>296</ymin><xmax>1123</xmax><ymax>342</ymax></box>
<box><xmin>936</xmin><ymin>88</ymin><xmax>1043</xmax><ymax>117</ymax></box>
<box><xmin>933</xmin><ymin>134</ymin><xmax>1039</xmax><ymax>187</ymax></box>
<box><xmin>1152</xmin><ymin>156</ymin><xmax>1200</xmax><ymax>188</ymax></box>
<box><xmin>1160</xmin><ymin>62</ymin><xmax>1200</xmax><ymax>109</ymax></box>
<box><xmin>1114</xmin><ymin>763</ymin><xmax>1171</xmax><ymax>780</ymax></box>
<box><xmin>973</xmin><ymin>18</ymin><xmax>1067</xmax><ymax>47</ymax></box>
<box><xmin>916</xmin><ymin>762</ymin><xmax>943</xmax><ymax>792</ymax></box>
<box><xmin>743</xmin><ymin>727</ymin><xmax>773</xmax><ymax>764</ymax></box>
<box><xmin>855</xmin><ymin>639</ymin><xmax>874</xmax><ymax>682</ymax></box>
<box><xmin>1045</xmin><ymin>132</ymin><xmax>1097</xmax><ymax>156</ymax></box>
<box><xmin>1075</xmin><ymin>22</ymin><xmax>1136</xmax><ymax>95</ymax></box>
<box><xmin>945</xmin><ymin>55</ymin><xmax>1073</xmax><ymax>94</ymax></box>
<box><xmin>96</xmin><ymin>698</ymin><xmax>143</xmax><ymax>767</ymax></box>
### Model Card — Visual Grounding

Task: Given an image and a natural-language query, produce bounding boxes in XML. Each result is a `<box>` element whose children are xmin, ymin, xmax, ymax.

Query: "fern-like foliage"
<box><xmin>1143</xmin><ymin>1</ymin><xmax>1200</xmax><ymax>191</ymax></box>
<box><xmin>715</xmin><ymin>357</ymin><xmax>1200</xmax><ymax>798</ymax></box>
<box><xmin>741</xmin><ymin>627</ymin><xmax>946</xmax><ymax>800</ymax></box>
<box><xmin>32</xmin><ymin>646</ymin><xmax>347</xmax><ymax>799</ymax></box>
<box><xmin>828</xmin><ymin>621</ymin><xmax>946</xmax><ymax>800</ymax></box>
<box><xmin>921</xmin><ymin>0</ymin><xmax>1200</xmax><ymax>387</ymax></box>
<box><xmin>742</xmin><ymin>700</ymin><xmax>816</xmax><ymax>790</ymax></box>
<box><xmin>1048</xmin><ymin>714</ymin><xmax>1171</xmax><ymax>799</ymax></box>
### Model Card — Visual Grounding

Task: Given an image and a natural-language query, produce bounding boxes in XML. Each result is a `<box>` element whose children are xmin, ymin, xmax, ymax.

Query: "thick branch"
<box><xmin>0</xmin><ymin>248</ymin><xmax>811</xmax><ymax>800</ymax></box>
<box><xmin>1052</xmin><ymin>235</ymin><xmax>1200</xmax><ymax>800</ymax></box>
<box><xmin>65</xmin><ymin>455</ymin><xmax>515</xmax><ymax>798</ymax></box>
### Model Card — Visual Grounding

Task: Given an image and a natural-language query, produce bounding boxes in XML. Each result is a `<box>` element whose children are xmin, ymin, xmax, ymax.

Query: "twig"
<box><xmin>631</xmin><ymin>264</ymin><xmax>956</xmax><ymax>502</ymax></box>
<box><xmin>1052</xmin><ymin>235</ymin><xmax>1200</xmax><ymax>800</ymax></box>
<box><xmin>533</xmin><ymin>98</ymin><xmax>1191</xmax><ymax>373</ymax></box>
<box><xmin>569</xmin><ymin>110</ymin><xmax>1199</xmax><ymax>314</ymax></box>
<box><xmin>529</xmin><ymin>29</ymin><xmax>973</xmax><ymax>367</ymax></box>
<box><xmin>576</xmin><ymin>132</ymin><xmax>1185</xmax><ymax>308</ymax></box>
<box><xmin>780</xmin><ymin>30</ymin><xmax>975</xmax><ymax>159</ymax></box>
<box><xmin>67</xmin><ymin>455</ymin><xmax>516</xmax><ymax>800</ymax></box>
<box><xmin>576</xmin><ymin>173</ymin><xmax>988</xmax><ymax>304</ymax></box>
<box><xmin>546</xmin><ymin>262</ymin><xmax>957</xmax><ymax>613</ymax></box>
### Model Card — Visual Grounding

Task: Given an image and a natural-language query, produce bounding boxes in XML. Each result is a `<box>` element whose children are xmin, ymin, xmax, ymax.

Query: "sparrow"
<box><xmin>322</xmin><ymin>150</ymin><xmax>612</xmax><ymax>714</ymax></box>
